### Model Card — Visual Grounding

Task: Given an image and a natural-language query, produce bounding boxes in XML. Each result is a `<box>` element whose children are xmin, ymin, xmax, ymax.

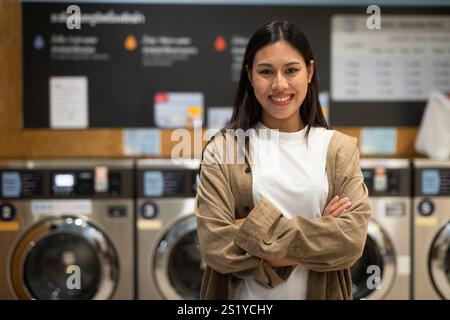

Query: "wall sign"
<box><xmin>22</xmin><ymin>2</ymin><xmax>450</xmax><ymax>128</ymax></box>
<box><xmin>332</xmin><ymin>15</ymin><xmax>450</xmax><ymax>101</ymax></box>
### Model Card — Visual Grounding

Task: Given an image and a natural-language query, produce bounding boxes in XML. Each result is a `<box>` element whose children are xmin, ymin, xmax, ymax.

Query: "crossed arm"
<box><xmin>195</xmin><ymin>138</ymin><xmax>371</xmax><ymax>287</ymax></box>
<box><xmin>234</xmin><ymin>195</ymin><xmax>353</xmax><ymax>267</ymax></box>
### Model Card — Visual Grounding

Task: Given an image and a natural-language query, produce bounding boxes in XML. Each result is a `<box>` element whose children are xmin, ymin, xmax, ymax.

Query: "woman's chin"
<box><xmin>266</xmin><ymin>108</ymin><xmax>299</xmax><ymax>120</ymax></box>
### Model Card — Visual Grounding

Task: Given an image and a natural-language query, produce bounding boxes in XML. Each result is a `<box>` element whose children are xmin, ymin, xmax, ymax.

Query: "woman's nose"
<box><xmin>271</xmin><ymin>73</ymin><xmax>289</xmax><ymax>90</ymax></box>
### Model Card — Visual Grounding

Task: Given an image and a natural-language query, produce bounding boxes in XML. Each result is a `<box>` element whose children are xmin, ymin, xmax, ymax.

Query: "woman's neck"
<box><xmin>260</xmin><ymin>113</ymin><xmax>305</xmax><ymax>133</ymax></box>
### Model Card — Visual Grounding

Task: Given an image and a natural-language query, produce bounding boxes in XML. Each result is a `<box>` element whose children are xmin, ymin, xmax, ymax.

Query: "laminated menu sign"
<box><xmin>154</xmin><ymin>92</ymin><xmax>204</xmax><ymax>129</ymax></box>
<box><xmin>332</xmin><ymin>15</ymin><xmax>450</xmax><ymax>101</ymax></box>
<box><xmin>49</xmin><ymin>76</ymin><xmax>88</xmax><ymax>128</ymax></box>
<box><xmin>207</xmin><ymin>107</ymin><xmax>233</xmax><ymax>130</ymax></box>
<box><xmin>123</xmin><ymin>128</ymin><xmax>161</xmax><ymax>156</ymax></box>
<box><xmin>360</xmin><ymin>127</ymin><xmax>397</xmax><ymax>155</ymax></box>
<box><xmin>205</xmin><ymin>106</ymin><xmax>233</xmax><ymax>139</ymax></box>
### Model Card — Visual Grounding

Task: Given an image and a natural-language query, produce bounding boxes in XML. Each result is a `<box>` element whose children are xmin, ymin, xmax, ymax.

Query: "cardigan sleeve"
<box><xmin>234</xmin><ymin>136</ymin><xmax>372</xmax><ymax>272</ymax></box>
<box><xmin>195</xmin><ymin>137</ymin><xmax>293</xmax><ymax>288</ymax></box>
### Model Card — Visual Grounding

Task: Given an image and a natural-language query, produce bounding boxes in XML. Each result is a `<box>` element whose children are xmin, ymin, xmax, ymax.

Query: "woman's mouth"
<box><xmin>269</xmin><ymin>94</ymin><xmax>294</xmax><ymax>106</ymax></box>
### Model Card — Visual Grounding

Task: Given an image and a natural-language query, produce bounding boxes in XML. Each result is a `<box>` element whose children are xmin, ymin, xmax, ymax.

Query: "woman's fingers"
<box><xmin>328</xmin><ymin>196</ymin><xmax>349</xmax><ymax>213</ymax></box>
<box><xmin>323</xmin><ymin>196</ymin><xmax>352</xmax><ymax>217</ymax></box>
<box><xmin>234</xmin><ymin>218</ymin><xmax>246</xmax><ymax>227</ymax></box>
<box><xmin>331</xmin><ymin>201</ymin><xmax>352</xmax><ymax>217</ymax></box>
<box><xmin>323</xmin><ymin>195</ymin><xmax>339</xmax><ymax>216</ymax></box>
<box><xmin>328</xmin><ymin>195</ymin><xmax>340</xmax><ymax>205</ymax></box>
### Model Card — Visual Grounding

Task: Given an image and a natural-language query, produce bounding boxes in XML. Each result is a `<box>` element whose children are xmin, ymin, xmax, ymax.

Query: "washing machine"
<box><xmin>350</xmin><ymin>159</ymin><xmax>412</xmax><ymax>300</ymax></box>
<box><xmin>136</xmin><ymin>159</ymin><xmax>202</xmax><ymax>299</ymax></box>
<box><xmin>413</xmin><ymin>159</ymin><xmax>450</xmax><ymax>300</ymax></box>
<box><xmin>0</xmin><ymin>160</ymin><xmax>134</xmax><ymax>300</ymax></box>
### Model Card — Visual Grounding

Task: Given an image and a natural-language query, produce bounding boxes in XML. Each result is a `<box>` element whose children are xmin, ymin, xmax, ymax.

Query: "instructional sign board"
<box><xmin>22</xmin><ymin>2</ymin><xmax>450</xmax><ymax>128</ymax></box>
<box><xmin>332</xmin><ymin>15</ymin><xmax>450</xmax><ymax>101</ymax></box>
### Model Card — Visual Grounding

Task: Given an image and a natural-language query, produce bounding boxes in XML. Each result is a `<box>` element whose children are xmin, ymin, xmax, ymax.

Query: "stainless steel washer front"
<box><xmin>351</xmin><ymin>218</ymin><xmax>396</xmax><ymax>300</ymax></box>
<box><xmin>413</xmin><ymin>159</ymin><xmax>450</xmax><ymax>300</ymax></box>
<box><xmin>136</xmin><ymin>159</ymin><xmax>201</xmax><ymax>299</ymax></box>
<box><xmin>153</xmin><ymin>214</ymin><xmax>203</xmax><ymax>299</ymax></box>
<box><xmin>354</xmin><ymin>159</ymin><xmax>412</xmax><ymax>300</ymax></box>
<box><xmin>428</xmin><ymin>222</ymin><xmax>450</xmax><ymax>299</ymax></box>
<box><xmin>11</xmin><ymin>216</ymin><xmax>118</xmax><ymax>300</ymax></box>
<box><xmin>0</xmin><ymin>160</ymin><xmax>135</xmax><ymax>300</ymax></box>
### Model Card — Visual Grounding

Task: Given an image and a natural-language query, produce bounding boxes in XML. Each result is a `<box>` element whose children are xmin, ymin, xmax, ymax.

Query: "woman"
<box><xmin>195</xmin><ymin>20</ymin><xmax>371</xmax><ymax>300</ymax></box>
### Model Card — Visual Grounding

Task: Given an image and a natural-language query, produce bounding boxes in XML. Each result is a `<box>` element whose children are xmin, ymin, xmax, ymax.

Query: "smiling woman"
<box><xmin>248</xmin><ymin>39</ymin><xmax>314</xmax><ymax>133</ymax></box>
<box><xmin>195</xmin><ymin>20</ymin><xmax>371</xmax><ymax>300</ymax></box>
<box><xmin>228</xmin><ymin>20</ymin><xmax>327</xmax><ymax>135</ymax></box>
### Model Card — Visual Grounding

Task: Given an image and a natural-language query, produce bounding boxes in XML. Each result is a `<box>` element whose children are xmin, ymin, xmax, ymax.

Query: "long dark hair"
<box><xmin>226</xmin><ymin>20</ymin><xmax>328</xmax><ymax>140</ymax></box>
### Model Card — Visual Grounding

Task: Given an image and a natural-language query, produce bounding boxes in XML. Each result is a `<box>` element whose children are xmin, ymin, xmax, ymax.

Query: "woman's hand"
<box><xmin>234</xmin><ymin>196</ymin><xmax>351</xmax><ymax>227</ymax></box>
<box><xmin>234</xmin><ymin>198</ymin><xmax>351</xmax><ymax>268</ymax></box>
<box><xmin>234</xmin><ymin>218</ymin><xmax>298</xmax><ymax>267</ymax></box>
<box><xmin>234</xmin><ymin>218</ymin><xmax>246</xmax><ymax>227</ymax></box>
<box><xmin>322</xmin><ymin>195</ymin><xmax>352</xmax><ymax>217</ymax></box>
<box><xmin>267</xmin><ymin>257</ymin><xmax>298</xmax><ymax>268</ymax></box>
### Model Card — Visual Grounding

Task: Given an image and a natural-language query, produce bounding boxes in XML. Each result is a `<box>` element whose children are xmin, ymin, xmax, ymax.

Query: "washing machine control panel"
<box><xmin>416</xmin><ymin>168</ymin><xmax>450</xmax><ymax>196</ymax></box>
<box><xmin>138</xmin><ymin>169</ymin><xmax>199</xmax><ymax>198</ymax></box>
<box><xmin>1</xmin><ymin>167</ymin><xmax>132</xmax><ymax>199</ymax></box>
<box><xmin>51</xmin><ymin>170</ymin><xmax>122</xmax><ymax>196</ymax></box>
<box><xmin>362</xmin><ymin>167</ymin><xmax>410</xmax><ymax>196</ymax></box>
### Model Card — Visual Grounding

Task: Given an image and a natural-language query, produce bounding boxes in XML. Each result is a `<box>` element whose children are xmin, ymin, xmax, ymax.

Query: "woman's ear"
<box><xmin>307</xmin><ymin>60</ymin><xmax>315</xmax><ymax>83</ymax></box>
<box><xmin>246</xmin><ymin>65</ymin><xmax>253</xmax><ymax>86</ymax></box>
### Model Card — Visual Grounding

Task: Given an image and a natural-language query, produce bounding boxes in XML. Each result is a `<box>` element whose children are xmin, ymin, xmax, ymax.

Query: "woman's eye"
<box><xmin>286</xmin><ymin>68</ymin><xmax>298</xmax><ymax>74</ymax></box>
<box><xmin>258</xmin><ymin>69</ymin><xmax>273</xmax><ymax>75</ymax></box>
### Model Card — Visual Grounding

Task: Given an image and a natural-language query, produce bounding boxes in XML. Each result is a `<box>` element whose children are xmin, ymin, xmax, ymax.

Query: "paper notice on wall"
<box><xmin>50</xmin><ymin>76</ymin><xmax>88</xmax><ymax>128</ymax></box>
<box><xmin>123</xmin><ymin>129</ymin><xmax>161</xmax><ymax>156</ymax></box>
<box><xmin>206</xmin><ymin>106</ymin><xmax>233</xmax><ymax>139</ymax></box>
<box><xmin>207</xmin><ymin>107</ymin><xmax>233</xmax><ymax>129</ymax></box>
<box><xmin>331</xmin><ymin>15</ymin><xmax>450</xmax><ymax>101</ymax></box>
<box><xmin>360</xmin><ymin>127</ymin><xmax>397</xmax><ymax>155</ymax></box>
<box><xmin>154</xmin><ymin>92</ymin><xmax>204</xmax><ymax>128</ymax></box>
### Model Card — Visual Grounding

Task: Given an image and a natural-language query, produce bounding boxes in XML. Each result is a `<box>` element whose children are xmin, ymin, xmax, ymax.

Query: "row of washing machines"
<box><xmin>0</xmin><ymin>158</ymin><xmax>448</xmax><ymax>300</ymax></box>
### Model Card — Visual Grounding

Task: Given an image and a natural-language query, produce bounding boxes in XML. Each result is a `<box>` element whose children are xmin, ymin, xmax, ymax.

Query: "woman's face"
<box><xmin>248</xmin><ymin>39</ymin><xmax>314</xmax><ymax>131</ymax></box>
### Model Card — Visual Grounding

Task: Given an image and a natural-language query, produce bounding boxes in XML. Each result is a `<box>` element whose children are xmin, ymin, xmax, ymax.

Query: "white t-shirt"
<box><xmin>235</xmin><ymin>121</ymin><xmax>334</xmax><ymax>300</ymax></box>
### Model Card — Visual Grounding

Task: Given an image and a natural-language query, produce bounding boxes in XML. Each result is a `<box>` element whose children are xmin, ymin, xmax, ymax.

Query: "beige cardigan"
<box><xmin>195</xmin><ymin>129</ymin><xmax>372</xmax><ymax>300</ymax></box>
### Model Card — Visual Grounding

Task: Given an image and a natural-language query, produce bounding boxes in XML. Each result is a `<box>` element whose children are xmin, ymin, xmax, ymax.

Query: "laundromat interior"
<box><xmin>0</xmin><ymin>0</ymin><xmax>449</xmax><ymax>300</ymax></box>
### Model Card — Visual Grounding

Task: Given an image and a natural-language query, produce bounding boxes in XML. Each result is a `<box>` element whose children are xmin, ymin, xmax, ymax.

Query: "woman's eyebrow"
<box><xmin>256</xmin><ymin>61</ymin><xmax>301</xmax><ymax>67</ymax></box>
<box><xmin>256</xmin><ymin>63</ymin><xmax>273</xmax><ymax>67</ymax></box>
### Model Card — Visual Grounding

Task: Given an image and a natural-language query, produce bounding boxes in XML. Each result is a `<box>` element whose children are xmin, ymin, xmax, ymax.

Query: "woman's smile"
<box><xmin>269</xmin><ymin>93</ymin><xmax>295</xmax><ymax>106</ymax></box>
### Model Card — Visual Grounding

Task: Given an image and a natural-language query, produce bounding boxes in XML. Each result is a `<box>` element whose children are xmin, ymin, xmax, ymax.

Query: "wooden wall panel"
<box><xmin>396</xmin><ymin>127</ymin><xmax>421</xmax><ymax>157</ymax></box>
<box><xmin>22</xmin><ymin>129</ymin><xmax>204</xmax><ymax>159</ymax></box>
<box><xmin>22</xmin><ymin>130</ymin><xmax>124</xmax><ymax>158</ymax></box>
<box><xmin>0</xmin><ymin>0</ymin><xmax>422</xmax><ymax>160</ymax></box>
<box><xmin>20</xmin><ymin>127</ymin><xmax>420</xmax><ymax>159</ymax></box>
<box><xmin>0</xmin><ymin>0</ymin><xmax>23</xmax><ymax>159</ymax></box>
<box><xmin>337</xmin><ymin>127</ymin><xmax>421</xmax><ymax>158</ymax></box>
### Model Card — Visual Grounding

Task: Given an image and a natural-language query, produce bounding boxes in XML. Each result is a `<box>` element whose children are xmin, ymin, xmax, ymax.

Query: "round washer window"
<box><xmin>24</xmin><ymin>232</ymin><xmax>101</xmax><ymax>300</ymax></box>
<box><xmin>351</xmin><ymin>235</ymin><xmax>385</xmax><ymax>299</ymax></box>
<box><xmin>167</xmin><ymin>230</ymin><xmax>203</xmax><ymax>299</ymax></box>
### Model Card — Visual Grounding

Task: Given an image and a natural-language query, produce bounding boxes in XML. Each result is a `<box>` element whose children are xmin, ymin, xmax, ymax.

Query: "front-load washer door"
<box><xmin>350</xmin><ymin>219</ymin><xmax>396</xmax><ymax>300</ymax></box>
<box><xmin>11</xmin><ymin>216</ymin><xmax>119</xmax><ymax>300</ymax></box>
<box><xmin>153</xmin><ymin>214</ymin><xmax>203</xmax><ymax>299</ymax></box>
<box><xmin>429</xmin><ymin>221</ymin><xmax>450</xmax><ymax>300</ymax></box>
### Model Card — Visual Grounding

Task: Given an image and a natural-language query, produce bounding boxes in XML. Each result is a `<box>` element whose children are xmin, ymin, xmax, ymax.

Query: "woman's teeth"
<box><xmin>271</xmin><ymin>96</ymin><xmax>291</xmax><ymax>102</ymax></box>
<box><xmin>270</xmin><ymin>95</ymin><xmax>293</xmax><ymax>104</ymax></box>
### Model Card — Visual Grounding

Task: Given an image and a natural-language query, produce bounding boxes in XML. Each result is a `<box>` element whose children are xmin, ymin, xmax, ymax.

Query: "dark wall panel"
<box><xmin>22</xmin><ymin>3</ymin><xmax>450</xmax><ymax>128</ymax></box>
